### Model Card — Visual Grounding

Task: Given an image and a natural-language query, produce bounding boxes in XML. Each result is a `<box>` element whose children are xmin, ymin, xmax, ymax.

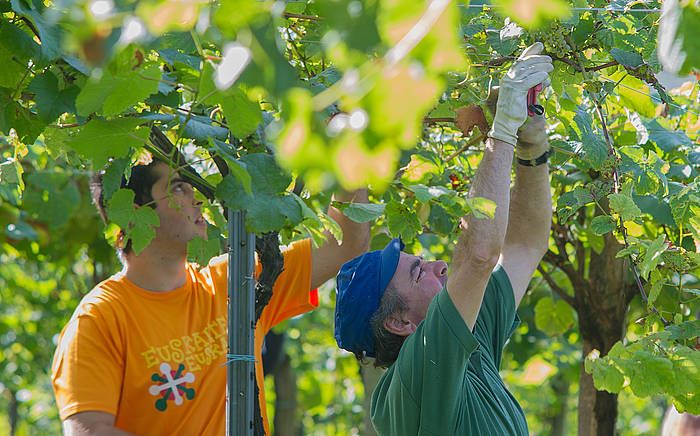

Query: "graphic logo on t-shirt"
<box><xmin>148</xmin><ymin>362</ymin><xmax>196</xmax><ymax>411</ymax></box>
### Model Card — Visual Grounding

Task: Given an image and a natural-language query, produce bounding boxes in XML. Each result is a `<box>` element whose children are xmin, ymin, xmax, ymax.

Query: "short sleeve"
<box><xmin>51</xmin><ymin>302</ymin><xmax>124</xmax><ymax>420</ymax></box>
<box><xmin>471</xmin><ymin>265</ymin><xmax>520</xmax><ymax>368</ymax></box>
<box><xmin>257</xmin><ymin>239</ymin><xmax>317</xmax><ymax>333</ymax></box>
<box><xmin>371</xmin><ymin>289</ymin><xmax>479</xmax><ymax>435</ymax></box>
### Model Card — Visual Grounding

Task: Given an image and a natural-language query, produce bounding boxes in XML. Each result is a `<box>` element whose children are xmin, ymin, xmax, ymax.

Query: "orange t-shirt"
<box><xmin>51</xmin><ymin>239</ymin><xmax>317</xmax><ymax>435</ymax></box>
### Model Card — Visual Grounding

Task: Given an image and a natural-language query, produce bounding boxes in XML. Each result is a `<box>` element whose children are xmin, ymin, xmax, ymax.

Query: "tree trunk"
<box><xmin>360</xmin><ymin>361</ymin><xmax>385</xmax><ymax>436</ymax></box>
<box><xmin>273</xmin><ymin>353</ymin><xmax>299</xmax><ymax>436</ymax></box>
<box><xmin>572</xmin><ymin>235</ymin><xmax>635</xmax><ymax>436</ymax></box>
<box><xmin>7</xmin><ymin>388</ymin><xmax>18</xmax><ymax>436</ymax></box>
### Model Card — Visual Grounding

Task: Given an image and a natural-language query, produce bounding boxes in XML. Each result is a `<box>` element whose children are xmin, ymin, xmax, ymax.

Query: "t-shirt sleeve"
<box><xmin>257</xmin><ymin>239</ymin><xmax>317</xmax><ymax>333</ymax></box>
<box><xmin>471</xmin><ymin>265</ymin><xmax>520</xmax><ymax>368</ymax></box>
<box><xmin>371</xmin><ymin>289</ymin><xmax>479</xmax><ymax>435</ymax></box>
<box><xmin>51</xmin><ymin>299</ymin><xmax>124</xmax><ymax>420</ymax></box>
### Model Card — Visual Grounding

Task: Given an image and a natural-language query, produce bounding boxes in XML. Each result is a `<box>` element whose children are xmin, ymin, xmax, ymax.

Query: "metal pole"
<box><xmin>227</xmin><ymin>210</ymin><xmax>255</xmax><ymax>436</ymax></box>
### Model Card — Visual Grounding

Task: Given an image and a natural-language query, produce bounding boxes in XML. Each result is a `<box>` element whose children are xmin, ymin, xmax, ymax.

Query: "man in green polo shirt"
<box><xmin>334</xmin><ymin>42</ymin><xmax>554</xmax><ymax>434</ymax></box>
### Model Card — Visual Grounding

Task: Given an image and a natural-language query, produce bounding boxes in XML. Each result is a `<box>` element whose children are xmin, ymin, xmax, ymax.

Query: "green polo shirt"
<box><xmin>371</xmin><ymin>265</ymin><xmax>528</xmax><ymax>435</ymax></box>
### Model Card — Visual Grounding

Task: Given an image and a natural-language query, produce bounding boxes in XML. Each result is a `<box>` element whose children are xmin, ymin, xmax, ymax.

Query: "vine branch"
<box><xmin>537</xmin><ymin>265</ymin><xmax>576</xmax><ymax>308</ymax></box>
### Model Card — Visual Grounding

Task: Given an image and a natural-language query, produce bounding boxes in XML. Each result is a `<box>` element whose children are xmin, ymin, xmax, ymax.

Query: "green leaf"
<box><xmin>585</xmin><ymin>352</ymin><xmax>625</xmax><ymax>393</ymax></box>
<box><xmin>65</xmin><ymin>118</ymin><xmax>148</xmax><ymax>167</ymax></box>
<box><xmin>216</xmin><ymin>154</ymin><xmax>300</xmax><ymax>233</ymax></box>
<box><xmin>590</xmin><ymin>215</ymin><xmax>616</xmax><ymax>235</ymax></box>
<box><xmin>102</xmin><ymin>158</ymin><xmax>130</xmax><ymax>202</ymax></box>
<box><xmin>337</xmin><ymin>203</ymin><xmax>386</xmax><ymax>223</ymax></box>
<box><xmin>0</xmin><ymin>159</ymin><xmax>24</xmax><ymax>190</ymax></box>
<box><xmin>407</xmin><ymin>184</ymin><xmax>451</xmax><ymax>203</ymax></box>
<box><xmin>647</xmin><ymin>269</ymin><xmax>664</xmax><ymax>307</ymax></box>
<box><xmin>557</xmin><ymin>187</ymin><xmax>594</xmax><ymax>222</ymax></box>
<box><xmin>534</xmin><ymin>296</ymin><xmax>576</xmax><ymax>335</ymax></box>
<box><xmin>76</xmin><ymin>64</ymin><xmax>162</xmax><ymax>116</ymax></box>
<box><xmin>107</xmin><ymin>189</ymin><xmax>160</xmax><ymax>254</ymax></box>
<box><xmin>187</xmin><ymin>226</ymin><xmax>222</xmax><ymax>265</ymax></box>
<box><xmin>639</xmin><ymin>235</ymin><xmax>667</xmax><ymax>280</ymax></box>
<box><xmin>610</xmin><ymin>48</ymin><xmax>643</xmax><ymax>68</ymax></box>
<box><xmin>611</xmin><ymin>72</ymin><xmax>655</xmax><ymax>118</ymax></box>
<box><xmin>608</xmin><ymin>192</ymin><xmax>642</xmax><ymax>222</ymax></box>
<box><xmin>0</xmin><ymin>21</ymin><xmax>40</xmax><ymax>88</ymax></box>
<box><xmin>574</xmin><ymin>108</ymin><xmax>609</xmax><ymax>170</ymax></box>
<box><xmin>219</xmin><ymin>87</ymin><xmax>262</xmax><ymax>138</ymax></box>
<box><xmin>385</xmin><ymin>201</ymin><xmax>422</xmax><ymax>241</ymax></box>
<box><xmin>27</xmin><ymin>72</ymin><xmax>79</xmax><ymax>123</ymax></box>
<box><xmin>642</xmin><ymin>118</ymin><xmax>693</xmax><ymax>152</ymax></box>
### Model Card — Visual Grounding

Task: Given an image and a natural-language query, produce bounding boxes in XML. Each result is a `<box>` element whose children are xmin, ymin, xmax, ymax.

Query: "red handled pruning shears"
<box><xmin>527</xmin><ymin>84</ymin><xmax>544</xmax><ymax>117</ymax></box>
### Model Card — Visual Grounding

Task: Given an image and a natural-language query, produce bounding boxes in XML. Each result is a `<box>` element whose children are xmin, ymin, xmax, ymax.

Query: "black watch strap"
<box><xmin>517</xmin><ymin>149</ymin><xmax>552</xmax><ymax>167</ymax></box>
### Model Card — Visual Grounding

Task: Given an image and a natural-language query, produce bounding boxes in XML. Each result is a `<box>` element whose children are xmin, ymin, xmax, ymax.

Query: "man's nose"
<box><xmin>431</xmin><ymin>260</ymin><xmax>448</xmax><ymax>277</ymax></box>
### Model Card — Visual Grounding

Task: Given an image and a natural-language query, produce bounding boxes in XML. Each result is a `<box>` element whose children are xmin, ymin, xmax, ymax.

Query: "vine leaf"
<box><xmin>335</xmin><ymin>202</ymin><xmax>386</xmax><ymax>223</ymax></box>
<box><xmin>590</xmin><ymin>215</ymin><xmax>616</xmax><ymax>236</ymax></box>
<box><xmin>65</xmin><ymin>118</ymin><xmax>148</xmax><ymax>167</ymax></box>
<box><xmin>386</xmin><ymin>201</ymin><xmax>421</xmax><ymax>241</ymax></box>
<box><xmin>76</xmin><ymin>64</ymin><xmax>161</xmax><ymax>116</ymax></box>
<box><xmin>107</xmin><ymin>189</ymin><xmax>160</xmax><ymax>255</ymax></box>
<box><xmin>534</xmin><ymin>296</ymin><xmax>575</xmax><ymax>335</ymax></box>
<box><xmin>608</xmin><ymin>192</ymin><xmax>641</xmax><ymax>222</ymax></box>
<box><xmin>216</xmin><ymin>154</ymin><xmax>301</xmax><ymax>233</ymax></box>
<box><xmin>27</xmin><ymin>72</ymin><xmax>79</xmax><ymax>123</ymax></box>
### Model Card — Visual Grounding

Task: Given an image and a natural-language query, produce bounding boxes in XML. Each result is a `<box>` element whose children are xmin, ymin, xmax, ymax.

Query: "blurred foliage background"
<box><xmin>1</xmin><ymin>0</ymin><xmax>699</xmax><ymax>434</ymax></box>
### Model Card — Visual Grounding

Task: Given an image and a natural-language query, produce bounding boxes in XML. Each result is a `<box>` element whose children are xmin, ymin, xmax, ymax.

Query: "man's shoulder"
<box><xmin>73</xmin><ymin>273</ymin><xmax>131</xmax><ymax>316</ymax></box>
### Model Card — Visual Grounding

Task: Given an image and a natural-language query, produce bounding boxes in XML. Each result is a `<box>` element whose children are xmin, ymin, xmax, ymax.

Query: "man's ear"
<box><xmin>384</xmin><ymin>314</ymin><xmax>416</xmax><ymax>337</ymax></box>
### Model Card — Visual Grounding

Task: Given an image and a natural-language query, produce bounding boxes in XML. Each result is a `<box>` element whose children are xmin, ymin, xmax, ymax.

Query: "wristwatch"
<box><xmin>517</xmin><ymin>149</ymin><xmax>552</xmax><ymax>167</ymax></box>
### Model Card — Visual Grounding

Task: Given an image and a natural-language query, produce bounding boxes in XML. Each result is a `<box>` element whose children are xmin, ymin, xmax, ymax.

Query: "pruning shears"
<box><xmin>527</xmin><ymin>84</ymin><xmax>545</xmax><ymax>117</ymax></box>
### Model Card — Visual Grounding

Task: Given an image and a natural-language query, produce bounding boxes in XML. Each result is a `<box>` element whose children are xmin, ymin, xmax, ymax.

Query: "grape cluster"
<box><xmin>536</xmin><ymin>22</ymin><xmax>572</xmax><ymax>54</ymax></box>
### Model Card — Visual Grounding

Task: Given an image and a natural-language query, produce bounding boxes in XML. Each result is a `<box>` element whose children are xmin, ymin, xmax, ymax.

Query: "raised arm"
<box><xmin>448</xmin><ymin>43</ymin><xmax>552</xmax><ymax>329</ymax></box>
<box><xmin>500</xmin><ymin>114</ymin><xmax>552</xmax><ymax>306</ymax></box>
<box><xmin>310</xmin><ymin>189</ymin><xmax>370</xmax><ymax>289</ymax></box>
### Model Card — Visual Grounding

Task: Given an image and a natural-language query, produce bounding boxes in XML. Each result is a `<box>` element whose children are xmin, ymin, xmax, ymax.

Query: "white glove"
<box><xmin>488</xmin><ymin>42</ymin><xmax>553</xmax><ymax>146</ymax></box>
<box><xmin>516</xmin><ymin>114</ymin><xmax>549</xmax><ymax>161</ymax></box>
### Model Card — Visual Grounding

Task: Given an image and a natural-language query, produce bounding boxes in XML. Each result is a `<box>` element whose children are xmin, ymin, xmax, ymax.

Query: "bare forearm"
<box><xmin>458</xmin><ymin>138</ymin><xmax>514</xmax><ymax>262</ymax></box>
<box><xmin>505</xmin><ymin>163</ymin><xmax>552</xmax><ymax>256</ymax></box>
<box><xmin>310</xmin><ymin>189</ymin><xmax>370</xmax><ymax>288</ymax></box>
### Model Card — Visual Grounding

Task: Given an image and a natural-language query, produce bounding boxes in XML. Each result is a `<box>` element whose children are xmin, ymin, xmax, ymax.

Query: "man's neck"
<box><xmin>123</xmin><ymin>241</ymin><xmax>188</xmax><ymax>292</ymax></box>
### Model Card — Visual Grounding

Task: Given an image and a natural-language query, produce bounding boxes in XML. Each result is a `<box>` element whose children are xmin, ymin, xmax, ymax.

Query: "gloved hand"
<box><xmin>516</xmin><ymin>114</ymin><xmax>549</xmax><ymax>161</ymax></box>
<box><xmin>488</xmin><ymin>42</ymin><xmax>553</xmax><ymax>146</ymax></box>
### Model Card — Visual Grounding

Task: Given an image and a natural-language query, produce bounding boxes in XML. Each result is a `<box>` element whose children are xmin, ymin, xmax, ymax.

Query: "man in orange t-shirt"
<box><xmin>51</xmin><ymin>159</ymin><xmax>369</xmax><ymax>435</ymax></box>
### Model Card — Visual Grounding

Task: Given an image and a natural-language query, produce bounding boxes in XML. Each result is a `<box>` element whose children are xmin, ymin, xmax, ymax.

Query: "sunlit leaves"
<box><xmin>534</xmin><ymin>296</ymin><xmax>575</xmax><ymax>335</ymax></box>
<box><xmin>586</xmin><ymin>323</ymin><xmax>700</xmax><ymax>413</ymax></box>
<box><xmin>64</xmin><ymin>118</ymin><xmax>148</xmax><ymax>167</ymax></box>
<box><xmin>107</xmin><ymin>188</ymin><xmax>160</xmax><ymax>254</ymax></box>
